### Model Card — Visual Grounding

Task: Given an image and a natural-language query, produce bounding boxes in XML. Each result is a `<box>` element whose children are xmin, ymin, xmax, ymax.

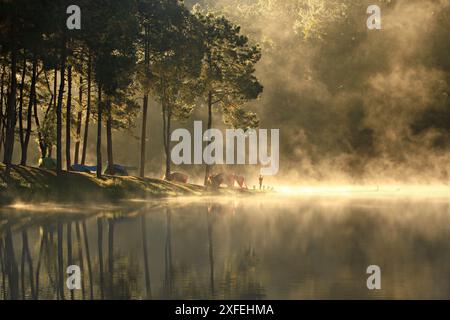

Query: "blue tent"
<box><xmin>70</xmin><ymin>163</ymin><xmax>136</xmax><ymax>176</ymax></box>
<box><xmin>71</xmin><ymin>164</ymin><xmax>98</xmax><ymax>173</ymax></box>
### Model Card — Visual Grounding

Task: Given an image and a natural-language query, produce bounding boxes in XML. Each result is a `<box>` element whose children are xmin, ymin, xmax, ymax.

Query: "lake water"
<box><xmin>0</xmin><ymin>194</ymin><xmax>449</xmax><ymax>300</ymax></box>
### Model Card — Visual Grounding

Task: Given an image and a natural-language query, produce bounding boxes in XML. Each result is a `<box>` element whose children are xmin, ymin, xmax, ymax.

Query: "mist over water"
<box><xmin>1</xmin><ymin>195</ymin><xmax>449</xmax><ymax>300</ymax></box>
<box><xmin>180</xmin><ymin>0</ymin><xmax>450</xmax><ymax>185</ymax></box>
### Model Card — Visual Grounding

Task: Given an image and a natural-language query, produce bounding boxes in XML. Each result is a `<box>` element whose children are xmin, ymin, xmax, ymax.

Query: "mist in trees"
<box><xmin>0</xmin><ymin>0</ymin><xmax>263</xmax><ymax>182</ymax></box>
<box><xmin>187</xmin><ymin>0</ymin><xmax>450</xmax><ymax>183</ymax></box>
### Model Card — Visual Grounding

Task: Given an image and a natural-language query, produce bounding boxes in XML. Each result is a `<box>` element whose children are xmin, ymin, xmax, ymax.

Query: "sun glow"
<box><xmin>277</xmin><ymin>185</ymin><xmax>450</xmax><ymax>198</ymax></box>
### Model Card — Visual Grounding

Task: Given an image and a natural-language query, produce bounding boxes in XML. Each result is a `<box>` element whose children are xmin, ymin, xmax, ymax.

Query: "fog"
<box><xmin>6</xmin><ymin>0</ymin><xmax>450</xmax><ymax>187</ymax></box>
<box><xmin>186</xmin><ymin>0</ymin><xmax>450</xmax><ymax>185</ymax></box>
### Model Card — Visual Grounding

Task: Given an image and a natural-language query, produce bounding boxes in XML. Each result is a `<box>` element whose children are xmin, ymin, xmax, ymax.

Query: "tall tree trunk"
<box><xmin>49</xmin><ymin>67</ymin><xmax>58</xmax><ymax>158</ymax></box>
<box><xmin>162</xmin><ymin>96</ymin><xmax>171</xmax><ymax>180</ymax></box>
<box><xmin>96</xmin><ymin>87</ymin><xmax>102</xmax><ymax>178</ymax></box>
<box><xmin>140</xmin><ymin>95</ymin><xmax>149</xmax><ymax>178</ymax></box>
<box><xmin>56</xmin><ymin>41</ymin><xmax>67</xmax><ymax>176</ymax></box>
<box><xmin>0</xmin><ymin>238</ymin><xmax>5</xmax><ymax>299</ymax></box>
<box><xmin>140</xmin><ymin>28</ymin><xmax>150</xmax><ymax>178</ymax></box>
<box><xmin>106</xmin><ymin>101</ymin><xmax>114</xmax><ymax>176</ymax></box>
<box><xmin>204</xmin><ymin>91</ymin><xmax>213</xmax><ymax>185</ymax></box>
<box><xmin>21</xmin><ymin>56</ymin><xmax>37</xmax><ymax>165</ymax></box>
<box><xmin>34</xmin><ymin>89</ymin><xmax>46</xmax><ymax>158</ymax></box>
<box><xmin>165</xmin><ymin>109</ymin><xmax>171</xmax><ymax>180</ymax></box>
<box><xmin>74</xmin><ymin>76</ymin><xmax>83</xmax><ymax>164</ymax></box>
<box><xmin>66</xmin><ymin>65</ymin><xmax>72</xmax><ymax>170</ymax></box>
<box><xmin>81</xmin><ymin>53</ymin><xmax>91</xmax><ymax>165</ymax></box>
<box><xmin>161</xmin><ymin>79</ymin><xmax>170</xmax><ymax>180</ymax></box>
<box><xmin>18</xmin><ymin>57</ymin><xmax>26</xmax><ymax>159</ymax></box>
<box><xmin>3</xmin><ymin>36</ymin><xmax>18</xmax><ymax>177</ymax></box>
<box><xmin>0</xmin><ymin>65</ymin><xmax>5</xmax><ymax>155</ymax></box>
<box><xmin>53</xmin><ymin>68</ymin><xmax>57</xmax><ymax>111</ymax></box>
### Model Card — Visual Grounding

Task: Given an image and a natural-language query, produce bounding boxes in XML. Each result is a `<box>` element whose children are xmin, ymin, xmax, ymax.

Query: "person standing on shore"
<box><xmin>259</xmin><ymin>174</ymin><xmax>264</xmax><ymax>190</ymax></box>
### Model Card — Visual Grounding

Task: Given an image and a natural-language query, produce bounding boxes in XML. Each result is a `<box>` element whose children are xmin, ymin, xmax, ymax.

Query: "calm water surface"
<box><xmin>0</xmin><ymin>195</ymin><xmax>449</xmax><ymax>300</ymax></box>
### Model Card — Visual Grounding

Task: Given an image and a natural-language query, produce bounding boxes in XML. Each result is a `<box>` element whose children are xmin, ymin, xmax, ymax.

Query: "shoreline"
<box><xmin>0</xmin><ymin>164</ymin><xmax>258</xmax><ymax>205</ymax></box>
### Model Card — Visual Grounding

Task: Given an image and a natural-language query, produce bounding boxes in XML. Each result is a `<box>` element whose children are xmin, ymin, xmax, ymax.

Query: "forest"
<box><xmin>0</xmin><ymin>0</ymin><xmax>263</xmax><ymax>189</ymax></box>
<box><xmin>2</xmin><ymin>0</ymin><xmax>450</xmax><ymax>191</ymax></box>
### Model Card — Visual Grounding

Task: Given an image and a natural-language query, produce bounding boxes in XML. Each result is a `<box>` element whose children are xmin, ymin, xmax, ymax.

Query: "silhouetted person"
<box><xmin>259</xmin><ymin>175</ymin><xmax>264</xmax><ymax>190</ymax></box>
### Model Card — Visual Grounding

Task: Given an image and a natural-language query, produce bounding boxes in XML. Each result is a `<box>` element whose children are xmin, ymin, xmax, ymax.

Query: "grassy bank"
<box><xmin>0</xmin><ymin>164</ymin><xmax>210</xmax><ymax>204</ymax></box>
<box><xmin>0</xmin><ymin>164</ymin><xmax>258</xmax><ymax>205</ymax></box>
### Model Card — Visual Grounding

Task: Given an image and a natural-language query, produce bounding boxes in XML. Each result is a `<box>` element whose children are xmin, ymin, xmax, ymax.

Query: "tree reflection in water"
<box><xmin>1</xmin><ymin>197</ymin><xmax>449</xmax><ymax>299</ymax></box>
